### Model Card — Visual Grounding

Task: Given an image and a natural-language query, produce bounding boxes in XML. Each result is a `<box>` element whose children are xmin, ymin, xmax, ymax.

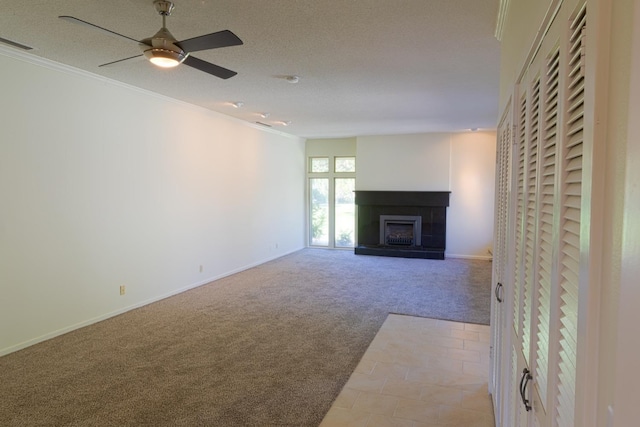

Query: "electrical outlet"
<box><xmin>119</xmin><ymin>285</ymin><xmax>126</xmax><ymax>295</ymax></box>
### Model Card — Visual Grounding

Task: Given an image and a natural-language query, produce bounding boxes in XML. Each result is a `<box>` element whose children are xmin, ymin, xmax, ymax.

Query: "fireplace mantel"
<box><xmin>354</xmin><ymin>191</ymin><xmax>451</xmax><ymax>259</ymax></box>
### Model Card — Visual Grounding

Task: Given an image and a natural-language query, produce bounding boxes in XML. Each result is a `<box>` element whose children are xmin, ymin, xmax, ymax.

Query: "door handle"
<box><xmin>519</xmin><ymin>368</ymin><xmax>533</xmax><ymax>411</ymax></box>
<box><xmin>494</xmin><ymin>282</ymin><xmax>503</xmax><ymax>303</ymax></box>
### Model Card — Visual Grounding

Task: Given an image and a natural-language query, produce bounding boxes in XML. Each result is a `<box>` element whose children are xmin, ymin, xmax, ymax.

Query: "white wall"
<box><xmin>448</xmin><ymin>132</ymin><xmax>496</xmax><ymax>258</ymax></box>
<box><xmin>353</xmin><ymin>132</ymin><xmax>496</xmax><ymax>259</ymax></box>
<box><xmin>0</xmin><ymin>49</ymin><xmax>306</xmax><ymax>356</ymax></box>
<box><xmin>356</xmin><ymin>134</ymin><xmax>450</xmax><ymax>191</ymax></box>
<box><xmin>306</xmin><ymin>137</ymin><xmax>357</xmax><ymax>158</ymax></box>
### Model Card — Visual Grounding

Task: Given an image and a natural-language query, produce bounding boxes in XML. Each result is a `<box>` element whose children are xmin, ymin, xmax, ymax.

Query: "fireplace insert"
<box><xmin>380</xmin><ymin>215</ymin><xmax>422</xmax><ymax>246</ymax></box>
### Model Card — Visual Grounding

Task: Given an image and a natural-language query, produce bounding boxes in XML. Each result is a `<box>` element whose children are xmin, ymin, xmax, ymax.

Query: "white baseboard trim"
<box><xmin>0</xmin><ymin>248</ymin><xmax>303</xmax><ymax>357</ymax></box>
<box><xmin>445</xmin><ymin>253</ymin><xmax>493</xmax><ymax>261</ymax></box>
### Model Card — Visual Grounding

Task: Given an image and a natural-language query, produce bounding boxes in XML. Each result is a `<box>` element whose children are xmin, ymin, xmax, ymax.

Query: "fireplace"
<box><xmin>380</xmin><ymin>215</ymin><xmax>422</xmax><ymax>246</ymax></box>
<box><xmin>354</xmin><ymin>191</ymin><xmax>450</xmax><ymax>259</ymax></box>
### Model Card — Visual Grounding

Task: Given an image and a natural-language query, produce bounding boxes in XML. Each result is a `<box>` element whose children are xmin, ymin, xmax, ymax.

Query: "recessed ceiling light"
<box><xmin>285</xmin><ymin>75</ymin><xmax>299</xmax><ymax>84</ymax></box>
<box><xmin>275</xmin><ymin>120</ymin><xmax>291</xmax><ymax>126</ymax></box>
<box><xmin>231</xmin><ymin>101</ymin><xmax>244</xmax><ymax>108</ymax></box>
<box><xmin>259</xmin><ymin>112</ymin><xmax>271</xmax><ymax>119</ymax></box>
<box><xmin>469</xmin><ymin>128</ymin><xmax>479</xmax><ymax>132</ymax></box>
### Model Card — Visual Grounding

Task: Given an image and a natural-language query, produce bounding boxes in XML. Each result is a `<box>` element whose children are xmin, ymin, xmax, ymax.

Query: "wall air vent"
<box><xmin>0</xmin><ymin>36</ymin><xmax>33</xmax><ymax>50</ymax></box>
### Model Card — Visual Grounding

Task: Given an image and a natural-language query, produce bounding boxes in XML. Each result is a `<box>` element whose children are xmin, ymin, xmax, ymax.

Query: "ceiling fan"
<box><xmin>59</xmin><ymin>0</ymin><xmax>243</xmax><ymax>79</ymax></box>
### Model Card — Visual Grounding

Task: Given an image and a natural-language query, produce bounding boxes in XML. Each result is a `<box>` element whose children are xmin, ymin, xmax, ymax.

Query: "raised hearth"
<box><xmin>354</xmin><ymin>191</ymin><xmax>451</xmax><ymax>259</ymax></box>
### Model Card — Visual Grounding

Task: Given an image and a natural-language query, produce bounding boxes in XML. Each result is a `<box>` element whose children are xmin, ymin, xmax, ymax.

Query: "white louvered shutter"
<box><xmin>522</xmin><ymin>78</ymin><xmax>540</xmax><ymax>366</ymax></box>
<box><xmin>555</xmin><ymin>5</ymin><xmax>586</xmax><ymax>426</ymax></box>
<box><xmin>491</xmin><ymin>108</ymin><xmax>513</xmax><ymax>426</ymax></box>
<box><xmin>497</xmin><ymin>125</ymin><xmax>510</xmax><ymax>283</ymax></box>
<box><xmin>535</xmin><ymin>48</ymin><xmax>560</xmax><ymax>412</ymax></box>
<box><xmin>513</xmin><ymin>95</ymin><xmax>527</xmax><ymax>338</ymax></box>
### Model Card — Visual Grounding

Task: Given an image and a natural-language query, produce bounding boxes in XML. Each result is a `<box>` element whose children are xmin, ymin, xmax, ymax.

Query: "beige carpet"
<box><xmin>0</xmin><ymin>249</ymin><xmax>492</xmax><ymax>426</ymax></box>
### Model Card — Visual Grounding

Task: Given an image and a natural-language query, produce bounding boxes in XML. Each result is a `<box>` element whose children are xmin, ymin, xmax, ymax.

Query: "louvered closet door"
<box><xmin>508</xmin><ymin>83</ymin><xmax>534</xmax><ymax>427</ymax></box>
<box><xmin>532</xmin><ymin>46</ymin><xmax>561</xmax><ymax>427</ymax></box>
<box><xmin>523</xmin><ymin>76</ymin><xmax>540</xmax><ymax>369</ymax></box>
<box><xmin>512</xmin><ymin>92</ymin><xmax>526</xmax><ymax>343</ymax></box>
<box><xmin>519</xmin><ymin>28</ymin><xmax>564</xmax><ymax>426</ymax></box>
<box><xmin>554</xmin><ymin>5</ymin><xmax>586</xmax><ymax>425</ymax></box>
<box><xmin>494</xmin><ymin>2</ymin><xmax>590</xmax><ymax>426</ymax></box>
<box><xmin>490</xmin><ymin>106</ymin><xmax>512</xmax><ymax>427</ymax></box>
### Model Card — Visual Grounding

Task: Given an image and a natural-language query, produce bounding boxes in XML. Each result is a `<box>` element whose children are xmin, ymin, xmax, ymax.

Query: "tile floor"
<box><xmin>320</xmin><ymin>314</ymin><xmax>495</xmax><ymax>427</ymax></box>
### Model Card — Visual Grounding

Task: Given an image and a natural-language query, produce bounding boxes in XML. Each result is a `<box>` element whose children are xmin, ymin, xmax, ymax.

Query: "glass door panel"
<box><xmin>335</xmin><ymin>178</ymin><xmax>355</xmax><ymax>247</ymax></box>
<box><xmin>310</xmin><ymin>178</ymin><xmax>329</xmax><ymax>246</ymax></box>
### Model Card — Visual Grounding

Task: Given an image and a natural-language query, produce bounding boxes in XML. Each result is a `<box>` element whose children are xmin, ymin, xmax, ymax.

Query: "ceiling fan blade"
<box><xmin>176</xmin><ymin>30</ymin><xmax>243</xmax><ymax>53</ymax></box>
<box><xmin>183</xmin><ymin>56</ymin><xmax>237</xmax><ymax>79</ymax></box>
<box><xmin>99</xmin><ymin>54</ymin><xmax>144</xmax><ymax>67</ymax></box>
<box><xmin>59</xmin><ymin>16</ymin><xmax>140</xmax><ymax>44</ymax></box>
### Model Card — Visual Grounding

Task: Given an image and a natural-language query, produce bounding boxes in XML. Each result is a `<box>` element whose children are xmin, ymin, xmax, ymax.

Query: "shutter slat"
<box><xmin>567</xmin><ymin>86</ymin><xmax>585</xmax><ymax>111</ymax></box>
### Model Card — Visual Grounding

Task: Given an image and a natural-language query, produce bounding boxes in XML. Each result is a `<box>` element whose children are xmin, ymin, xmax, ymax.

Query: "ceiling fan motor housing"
<box><xmin>141</xmin><ymin>27</ymin><xmax>187</xmax><ymax>67</ymax></box>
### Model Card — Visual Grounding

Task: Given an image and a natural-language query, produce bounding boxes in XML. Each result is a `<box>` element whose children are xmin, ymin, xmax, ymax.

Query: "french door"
<box><xmin>308</xmin><ymin>156</ymin><xmax>356</xmax><ymax>248</ymax></box>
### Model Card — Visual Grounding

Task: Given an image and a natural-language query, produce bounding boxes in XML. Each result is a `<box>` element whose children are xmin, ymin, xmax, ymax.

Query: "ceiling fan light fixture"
<box><xmin>145</xmin><ymin>48</ymin><xmax>186</xmax><ymax>67</ymax></box>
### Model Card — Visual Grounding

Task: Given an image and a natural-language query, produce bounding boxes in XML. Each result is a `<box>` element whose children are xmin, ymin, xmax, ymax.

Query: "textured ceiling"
<box><xmin>1</xmin><ymin>0</ymin><xmax>500</xmax><ymax>138</ymax></box>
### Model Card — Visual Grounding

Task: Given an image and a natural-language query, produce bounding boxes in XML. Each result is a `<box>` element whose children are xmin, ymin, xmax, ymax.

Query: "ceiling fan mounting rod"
<box><xmin>154</xmin><ymin>1</ymin><xmax>175</xmax><ymax>17</ymax></box>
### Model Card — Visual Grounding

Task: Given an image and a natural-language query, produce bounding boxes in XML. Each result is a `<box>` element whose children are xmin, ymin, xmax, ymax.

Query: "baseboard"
<box><xmin>445</xmin><ymin>253</ymin><xmax>493</xmax><ymax>261</ymax></box>
<box><xmin>0</xmin><ymin>247</ymin><xmax>303</xmax><ymax>357</ymax></box>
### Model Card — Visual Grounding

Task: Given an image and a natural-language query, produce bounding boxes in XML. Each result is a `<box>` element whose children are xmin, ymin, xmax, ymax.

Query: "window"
<box><xmin>310</xmin><ymin>157</ymin><xmax>330</xmax><ymax>173</ymax></box>
<box><xmin>335</xmin><ymin>157</ymin><xmax>356</xmax><ymax>172</ymax></box>
<box><xmin>308</xmin><ymin>156</ymin><xmax>356</xmax><ymax>248</ymax></box>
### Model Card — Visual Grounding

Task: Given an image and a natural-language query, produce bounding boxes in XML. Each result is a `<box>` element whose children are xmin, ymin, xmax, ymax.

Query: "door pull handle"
<box><xmin>519</xmin><ymin>368</ymin><xmax>533</xmax><ymax>411</ymax></box>
<box><xmin>494</xmin><ymin>282</ymin><xmax>503</xmax><ymax>303</ymax></box>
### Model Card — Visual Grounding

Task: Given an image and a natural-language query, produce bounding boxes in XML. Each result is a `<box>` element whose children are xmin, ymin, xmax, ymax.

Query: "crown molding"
<box><xmin>0</xmin><ymin>45</ymin><xmax>301</xmax><ymax>141</ymax></box>
<box><xmin>495</xmin><ymin>0</ymin><xmax>510</xmax><ymax>41</ymax></box>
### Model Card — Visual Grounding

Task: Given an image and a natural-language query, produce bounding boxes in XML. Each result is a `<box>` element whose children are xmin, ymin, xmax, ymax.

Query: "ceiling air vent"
<box><xmin>255</xmin><ymin>122</ymin><xmax>272</xmax><ymax>127</ymax></box>
<box><xmin>0</xmin><ymin>36</ymin><xmax>33</xmax><ymax>50</ymax></box>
